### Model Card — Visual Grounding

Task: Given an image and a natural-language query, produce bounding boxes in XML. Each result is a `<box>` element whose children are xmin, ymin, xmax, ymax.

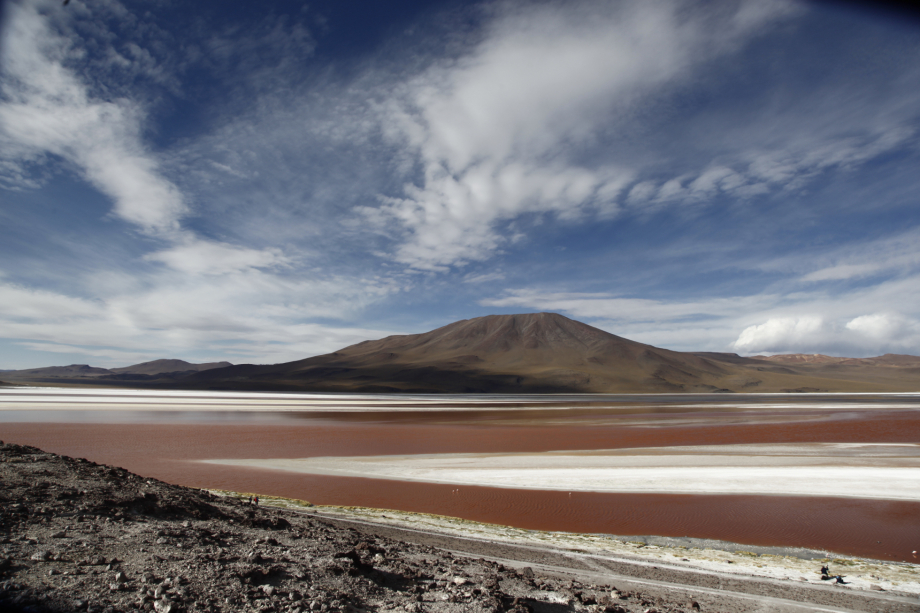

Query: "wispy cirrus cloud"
<box><xmin>0</xmin><ymin>0</ymin><xmax>186</xmax><ymax>234</ymax></box>
<box><xmin>369</xmin><ymin>0</ymin><xmax>802</xmax><ymax>270</ymax></box>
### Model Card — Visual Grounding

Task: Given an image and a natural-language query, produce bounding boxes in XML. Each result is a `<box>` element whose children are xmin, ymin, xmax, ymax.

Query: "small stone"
<box><xmin>115</xmin><ymin>571</ymin><xmax>126</xmax><ymax>583</ymax></box>
<box><xmin>261</xmin><ymin>585</ymin><xmax>276</xmax><ymax>597</ymax></box>
<box><xmin>154</xmin><ymin>600</ymin><xmax>173</xmax><ymax>613</ymax></box>
<box><xmin>31</xmin><ymin>550</ymin><xmax>52</xmax><ymax>561</ymax></box>
<box><xmin>870</xmin><ymin>584</ymin><xmax>884</xmax><ymax>591</ymax></box>
<box><xmin>51</xmin><ymin>531</ymin><xmax>67</xmax><ymax>538</ymax></box>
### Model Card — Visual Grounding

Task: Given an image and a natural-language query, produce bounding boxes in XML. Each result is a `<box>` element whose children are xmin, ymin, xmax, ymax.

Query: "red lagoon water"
<box><xmin>2</xmin><ymin>410</ymin><xmax>919</xmax><ymax>562</ymax></box>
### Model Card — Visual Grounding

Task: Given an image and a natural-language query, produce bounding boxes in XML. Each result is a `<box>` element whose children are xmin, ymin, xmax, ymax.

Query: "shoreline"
<box><xmin>220</xmin><ymin>491</ymin><xmax>920</xmax><ymax>597</ymax></box>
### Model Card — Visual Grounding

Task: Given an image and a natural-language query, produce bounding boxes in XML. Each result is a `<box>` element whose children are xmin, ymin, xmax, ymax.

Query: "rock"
<box><xmin>519</xmin><ymin>567</ymin><xmax>534</xmax><ymax>579</ymax></box>
<box><xmin>869</xmin><ymin>584</ymin><xmax>884</xmax><ymax>591</ymax></box>
<box><xmin>153</xmin><ymin>599</ymin><xmax>173</xmax><ymax>613</ymax></box>
<box><xmin>114</xmin><ymin>571</ymin><xmax>126</xmax><ymax>583</ymax></box>
<box><xmin>51</xmin><ymin>530</ymin><xmax>67</xmax><ymax>538</ymax></box>
<box><xmin>261</xmin><ymin>585</ymin><xmax>276</xmax><ymax>596</ymax></box>
<box><xmin>31</xmin><ymin>550</ymin><xmax>51</xmax><ymax>561</ymax></box>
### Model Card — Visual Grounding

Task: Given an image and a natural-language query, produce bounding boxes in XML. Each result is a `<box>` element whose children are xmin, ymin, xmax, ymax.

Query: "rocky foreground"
<box><xmin>2</xmin><ymin>441</ymin><xmax>917</xmax><ymax>613</ymax></box>
<box><xmin>0</xmin><ymin>441</ymin><xmax>712</xmax><ymax>613</ymax></box>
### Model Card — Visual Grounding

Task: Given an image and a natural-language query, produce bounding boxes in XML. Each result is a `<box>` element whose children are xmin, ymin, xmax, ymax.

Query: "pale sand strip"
<box><xmin>203</xmin><ymin>443</ymin><xmax>920</xmax><ymax>501</ymax></box>
<box><xmin>3</xmin><ymin>388</ymin><xmax>920</xmax><ymax>412</ymax></box>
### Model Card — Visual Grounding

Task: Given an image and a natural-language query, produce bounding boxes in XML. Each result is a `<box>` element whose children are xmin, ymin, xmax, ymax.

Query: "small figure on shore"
<box><xmin>820</xmin><ymin>565</ymin><xmax>829</xmax><ymax>577</ymax></box>
<box><xmin>248</xmin><ymin>496</ymin><xmax>253</xmax><ymax>505</ymax></box>
<box><xmin>834</xmin><ymin>575</ymin><xmax>847</xmax><ymax>585</ymax></box>
<box><xmin>254</xmin><ymin>496</ymin><xmax>259</xmax><ymax>507</ymax></box>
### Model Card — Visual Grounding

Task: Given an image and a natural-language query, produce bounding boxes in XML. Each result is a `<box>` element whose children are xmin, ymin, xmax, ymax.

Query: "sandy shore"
<box><xmin>203</xmin><ymin>442</ymin><xmax>920</xmax><ymax>501</ymax></box>
<box><xmin>299</xmin><ymin>504</ymin><xmax>920</xmax><ymax>597</ymax></box>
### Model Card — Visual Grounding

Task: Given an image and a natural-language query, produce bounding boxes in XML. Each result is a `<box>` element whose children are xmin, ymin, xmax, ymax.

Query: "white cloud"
<box><xmin>463</xmin><ymin>271</ymin><xmax>505</xmax><ymax>284</ymax></box>
<box><xmin>145</xmin><ymin>239</ymin><xmax>292</xmax><ymax>276</ymax></box>
<box><xmin>792</xmin><ymin>226</ymin><xmax>920</xmax><ymax>283</ymax></box>
<box><xmin>0</xmin><ymin>271</ymin><xmax>400</xmax><ymax>368</ymax></box>
<box><xmin>374</xmin><ymin>0</ymin><xmax>798</xmax><ymax>270</ymax></box>
<box><xmin>731</xmin><ymin>312</ymin><xmax>920</xmax><ymax>356</ymax></box>
<box><xmin>800</xmin><ymin>264</ymin><xmax>881</xmax><ymax>282</ymax></box>
<box><xmin>0</xmin><ymin>283</ymin><xmax>101</xmax><ymax>321</ymax></box>
<box><xmin>0</xmin><ymin>1</ymin><xmax>186</xmax><ymax>234</ymax></box>
<box><xmin>731</xmin><ymin>316</ymin><xmax>825</xmax><ymax>353</ymax></box>
<box><xmin>845</xmin><ymin>313</ymin><xmax>912</xmax><ymax>342</ymax></box>
<box><xmin>482</xmin><ymin>289</ymin><xmax>767</xmax><ymax>323</ymax></box>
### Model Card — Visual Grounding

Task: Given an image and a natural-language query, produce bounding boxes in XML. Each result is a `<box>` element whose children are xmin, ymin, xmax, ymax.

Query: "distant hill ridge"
<box><xmin>753</xmin><ymin>353</ymin><xmax>920</xmax><ymax>367</ymax></box>
<box><xmin>2</xmin><ymin>359</ymin><xmax>231</xmax><ymax>383</ymax></box>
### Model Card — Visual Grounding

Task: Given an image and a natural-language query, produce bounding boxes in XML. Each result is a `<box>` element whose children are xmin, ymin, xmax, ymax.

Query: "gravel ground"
<box><xmin>1</xmin><ymin>441</ymin><xmax>917</xmax><ymax>613</ymax></box>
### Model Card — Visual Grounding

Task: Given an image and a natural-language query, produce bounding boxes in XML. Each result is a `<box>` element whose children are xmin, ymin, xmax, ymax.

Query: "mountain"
<box><xmin>0</xmin><ymin>359</ymin><xmax>232</xmax><ymax>385</ymax></box>
<box><xmin>110</xmin><ymin>359</ymin><xmax>233</xmax><ymax>376</ymax></box>
<box><xmin>5</xmin><ymin>364</ymin><xmax>113</xmax><ymax>378</ymax></box>
<box><xmin>184</xmin><ymin>313</ymin><xmax>920</xmax><ymax>393</ymax></box>
<box><xmin>6</xmin><ymin>314</ymin><xmax>920</xmax><ymax>393</ymax></box>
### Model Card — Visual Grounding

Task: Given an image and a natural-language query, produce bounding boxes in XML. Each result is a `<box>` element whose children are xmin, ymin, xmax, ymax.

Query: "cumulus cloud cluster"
<box><xmin>733</xmin><ymin>313</ymin><xmax>920</xmax><ymax>356</ymax></box>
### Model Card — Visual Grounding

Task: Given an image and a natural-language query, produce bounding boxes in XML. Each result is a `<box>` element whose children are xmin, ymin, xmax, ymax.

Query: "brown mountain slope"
<box><xmin>111</xmin><ymin>358</ymin><xmax>233</xmax><ymax>375</ymax></box>
<box><xmin>2</xmin><ymin>359</ymin><xmax>232</xmax><ymax>384</ymax></box>
<box><xmin>184</xmin><ymin>313</ymin><xmax>920</xmax><ymax>393</ymax></box>
<box><xmin>2</xmin><ymin>364</ymin><xmax>113</xmax><ymax>378</ymax></box>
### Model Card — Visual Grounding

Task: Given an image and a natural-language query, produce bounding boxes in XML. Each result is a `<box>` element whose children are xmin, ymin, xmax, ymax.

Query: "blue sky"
<box><xmin>1</xmin><ymin>0</ymin><xmax>920</xmax><ymax>369</ymax></box>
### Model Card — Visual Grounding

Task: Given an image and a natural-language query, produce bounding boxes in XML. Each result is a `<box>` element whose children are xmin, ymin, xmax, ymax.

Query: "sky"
<box><xmin>1</xmin><ymin>0</ymin><xmax>920</xmax><ymax>369</ymax></box>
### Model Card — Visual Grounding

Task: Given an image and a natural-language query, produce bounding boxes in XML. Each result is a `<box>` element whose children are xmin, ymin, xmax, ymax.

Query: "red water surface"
<box><xmin>2</xmin><ymin>410</ymin><xmax>919</xmax><ymax>562</ymax></box>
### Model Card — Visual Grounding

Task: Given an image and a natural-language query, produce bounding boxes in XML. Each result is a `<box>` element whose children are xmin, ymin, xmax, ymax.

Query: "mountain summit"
<box><xmin>185</xmin><ymin>313</ymin><xmax>920</xmax><ymax>393</ymax></box>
